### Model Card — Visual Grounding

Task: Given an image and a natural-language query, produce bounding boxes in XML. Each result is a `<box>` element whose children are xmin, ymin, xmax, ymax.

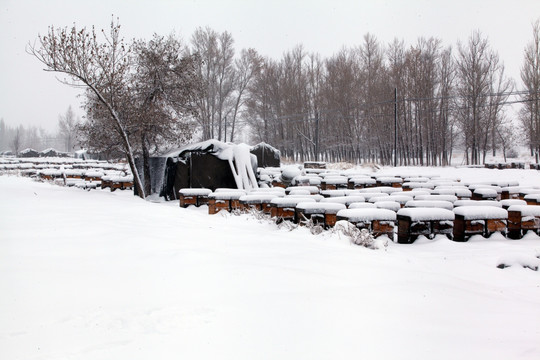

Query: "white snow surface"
<box><xmin>453</xmin><ymin>206</ymin><xmax>508</xmax><ymax>220</ymax></box>
<box><xmin>1</xmin><ymin>168</ymin><xmax>540</xmax><ymax>360</ymax></box>
<box><xmin>397</xmin><ymin>207</ymin><xmax>455</xmax><ymax>221</ymax></box>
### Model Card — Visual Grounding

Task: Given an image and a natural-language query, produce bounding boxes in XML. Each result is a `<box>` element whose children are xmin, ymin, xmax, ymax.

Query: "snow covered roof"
<box><xmin>397</xmin><ymin>207</ymin><xmax>455</xmax><ymax>221</ymax></box>
<box><xmin>453</xmin><ymin>206</ymin><xmax>508</xmax><ymax>220</ymax></box>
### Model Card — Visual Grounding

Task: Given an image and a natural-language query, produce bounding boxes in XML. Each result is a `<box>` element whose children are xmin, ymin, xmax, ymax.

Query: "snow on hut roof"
<box><xmin>250</xmin><ymin>142</ymin><xmax>281</xmax><ymax>155</ymax></box>
<box><xmin>453</xmin><ymin>206</ymin><xmax>508</xmax><ymax>220</ymax></box>
<box><xmin>336</xmin><ymin>208</ymin><xmax>396</xmax><ymax>222</ymax></box>
<box><xmin>163</xmin><ymin>140</ymin><xmax>259</xmax><ymax>191</ymax></box>
<box><xmin>398</xmin><ymin>207</ymin><xmax>455</xmax><ymax>221</ymax></box>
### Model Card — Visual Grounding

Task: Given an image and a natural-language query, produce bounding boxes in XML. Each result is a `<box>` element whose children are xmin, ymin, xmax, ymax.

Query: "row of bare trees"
<box><xmin>28</xmin><ymin>18</ymin><xmax>540</xmax><ymax>198</ymax></box>
<box><xmin>0</xmin><ymin>107</ymin><xmax>79</xmax><ymax>154</ymax></box>
<box><xmin>242</xmin><ymin>31</ymin><xmax>522</xmax><ymax>166</ymax></box>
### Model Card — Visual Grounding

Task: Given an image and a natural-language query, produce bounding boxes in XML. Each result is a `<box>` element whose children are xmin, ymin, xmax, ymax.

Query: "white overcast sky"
<box><xmin>1</xmin><ymin>0</ymin><xmax>540</xmax><ymax>132</ymax></box>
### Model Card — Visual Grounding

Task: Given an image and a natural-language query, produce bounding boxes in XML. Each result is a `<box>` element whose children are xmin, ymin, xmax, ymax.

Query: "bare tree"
<box><xmin>11</xmin><ymin>126</ymin><xmax>23</xmax><ymax>155</ymax></box>
<box><xmin>28</xmin><ymin>18</ymin><xmax>146</xmax><ymax>198</ymax></box>
<box><xmin>58</xmin><ymin>106</ymin><xmax>79</xmax><ymax>152</ymax></box>
<box><xmin>520</xmin><ymin>19</ymin><xmax>540</xmax><ymax>162</ymax></box>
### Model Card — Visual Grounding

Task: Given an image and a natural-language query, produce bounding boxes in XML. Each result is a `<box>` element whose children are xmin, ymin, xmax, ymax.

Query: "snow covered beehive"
<box><xmin>320</xmin><ymin>195</ymin><xmax>366</xmax><ymax>207</ymax></box>
<box><xmin>507</xmin><ymin>205</ymin><xmax>540</xmax><ymax>239</ymax></box>
<box><xmin>296</xmin><ymin>202</ymin><xmax>346</xmax><ymax>228</ymax></box>
<box><xmin>453</xmin><ymin>206</ymin><xmax>508</xmax><ymax>242</ymax></box>
<box><xmin>397</xmin><ymin>207</ymin><xmax>455</xmax><ymax>244</ymax></box>
<box><xmin>336</xmin><ymin>208</ymin><xmax>396</xmax><ymax>238</ymax></box>
<box><xmin>270</xmin><ymin>197</ymin><xmax>316</xmax><ymax>220</ymax></box>
<box><xmin>320</xmin><ymin>175</ymin><xmax>349</xmax><ymax>191</ymax></box>
<box><xmin>179</xmin><ymin>188</ymin><xmax>212</xmax><ymax>208</ymax></box>
<box><xmin>405</xmin><ymin>200</ymin><xmax>454</xmax><ymax>211</ymax></box>
<box><xmin>208</xmin><ymin>190</ymin><xmax>247</xmax><ymax>214</ymax></box>
<box><xmin>376</xmin><ymin>176</ymin><xmax>403</xmax><ymax>188</ymax></box>
<box><xmin>414</xmin><ymin>194</ymin><xmax>458</xmax><ymax>204</ymax></box>
<box><xmin>239</xmin><ymin>194</ymin><xmax>284</xmax><ymax>213</ymax></box>
<box><xmin>453</xmin><ymin>199</ymin><xmax>502</xmax><ymax>208</ymax></box>
<box><xmin>348</xmin><ymin>176</ymin><xmax>377</xmax><ymax>189</ymax></box>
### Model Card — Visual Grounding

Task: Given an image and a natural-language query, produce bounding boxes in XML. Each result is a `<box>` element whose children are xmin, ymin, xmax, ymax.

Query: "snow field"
<box><xmin>1</xmin><ymin>171</ymin><xmax>540</xmax><ymax>359</ymax></box>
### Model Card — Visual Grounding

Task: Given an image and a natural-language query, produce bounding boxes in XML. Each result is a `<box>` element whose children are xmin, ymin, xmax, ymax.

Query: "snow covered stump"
<box><xmin>295</xmin><ymin>202</ymin><xmax>346</xmax><ymax>229</ymax></box>
<box><xmin>396</xmin><ymin>208</ymin><xmax>455</xmax><ymax>244</ymax></box>
<box><xmin>336</xmin><ymin>208</ymin><xmax>396</xmax><ymax>239</ymax></box>
<box><xmin>507</xmin><ymin>205</ymin><xmax>540</xmax><ymax>239</ymax></box>
<box><xmin>453</xmin><ymin>206</ymin><xmax>508</xmax><ymax>242</ymax></box>
<box><xmin>178</xmin><ymin>188</ymin><xmax>212</xmax><ymax>208</ymax></box>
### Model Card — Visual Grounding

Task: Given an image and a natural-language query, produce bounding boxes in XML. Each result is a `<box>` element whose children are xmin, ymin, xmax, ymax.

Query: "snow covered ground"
<box><xmin>1</xmin><ymin>167</ymin><xmax>540</xmax><ymax>360</ymax></box>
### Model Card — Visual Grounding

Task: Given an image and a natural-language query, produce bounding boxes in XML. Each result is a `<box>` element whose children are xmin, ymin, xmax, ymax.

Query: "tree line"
<box><xmin>24</xmin><ymin>18</ymin><xmax>540</xmax><ymax>198</ymax></box>
<box><xmin>0</xmin><ymin>106</ymin><xmax>79</xmax><ymax>154</ymax></box>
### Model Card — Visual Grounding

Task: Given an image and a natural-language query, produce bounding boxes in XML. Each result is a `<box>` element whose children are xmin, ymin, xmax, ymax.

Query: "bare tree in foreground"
<box><xmin>28</xmin><ymin>18</ymin><xmax>146</xmax><ymax>198</ymax></box>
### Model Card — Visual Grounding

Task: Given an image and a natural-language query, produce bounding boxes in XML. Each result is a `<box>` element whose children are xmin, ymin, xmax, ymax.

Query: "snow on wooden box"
<box><xmin>286</xmin><ymin>194</ymin><xmax>324</xmax><ymax>202</ymax></box>
<box><xmin>320</xmin><ymin>175</ymin><xmax>349</xmax><ymax>190</ymax></box>
<box><xmin>500</xmin><ymin>199</ymin><xmax>527</xmax><ymax>210</ymax></box>
<box><xmin>405</xmin><ymin>200</ymin><xmax>454</xmax><ymax>211</ymax></box>
<box><xmin>471</xmin><ymin>188</ymin><xmax>499</xmax><ymax>201</ymax></box>
<box><xmin>38</xmin><ymin>169</ymin><xmax>63</xmax><ymax>180</ymax></box>
<box><xmin>414</xmin><ymin>194</ymin><xmax>458</xmax><ymax>203</ymax></box>
<box><xmin>518</xmin><ymin>188</ymin><xmax>540</xmax><ymax>200</ymax></box>
<box><xmin>402</xmin><ymin>182</ymin><xmax>435</xmax><ymax>191</ymax></box>
<box><xmin>376</xmin><ymin>176</ymin><xmax>403</xmax><ymax>188</ymax></box>
<box><xmin>432</xmin><ymin>187</ymin><xmax>472</xmax><ymax>199</ymax></box>
<box><xmin>501</xmin><ymin>186</ymin><xmax>524</xmax><ymax>200</ymax></box>
<box><xmin>507</xmin><ymin>205</ymin><xmax>540</xmax><ymax>239</ymax></box>
<box><xmin>375</xmin><ymin>201</ymin><xmax>401</xmax><ymax>212</ymax></box>
<box><xmin>208</xmin><ymin>191</ymin><xmax>246</xmax><ymax>214</ymax></box>
<box><xmin>270</xmin><ymin>197</ymin><xmax>316</xmax><ymax>219</ymax></box>
<box><xmin>397</xmin><ymin>208</ymin><xmax>455</xmax><ymax>244</ymax></box>
<box><xmin>403</xmin><ymin>177</ymin><xmax>430</xmax><ymax>183</ymax></box>
<box><xmin>453</xmin><ymin>199</ymin><xmax>502</xmax><ymax>208</ymax></box>
<box><xmin>336</xmin><ymin>208</ymin><xmax>396</xmax><ymax>238</ymax></box>
<box><xmin>358</xmin><ymin>192</ymin><xmax>389</xmax><ymax>202</ymax></box>
<box><xmin>320</xmin><ymin>195</ymin><xmax>366</xmax><ymax>207</ymax></box>
<box><xmin>178</xmin><ymin>188</ymin><xmax>212</xmax><ymax>208</ymax></box>
<box><xmin>239</xmin><ymin>194</ymin><xmax>283</xmax><ymax>213</ymax></box>
<box><xmin>320</xmin><ymin>189</ymin><xmax>347</xmax><ymax>198</ymax></box>
<box><xmin>286</xmin><ymin>185</ymin><xmax>320</xmax><ymax>195</ymax></box>
<box><xmin>524</xmin><ymin>193</ymin><xmax>540</xmax><ymax>205</ymax></box>
<box><xmin>348</xmin><ymin>202</ymin><xmax>376</xmax><ymax>209</ymax></box>
<box><xmin>453</xmin><ymin>206</ymin><xmax>508</xmax><ymax>242</ymax></box>
<box><xmin>348</xmin><ymin>176</ymin><xmax>377</xmax><ymax>189</ymax></box>
<box><xmin>385</xmin><ymin>194</ymin><xmax>414</xmax><ymax>207</ymax></box>
<box><xmin>296</xmin><ymin>202</ymin><xmax>346</xmax><ymax>227</ymax></box>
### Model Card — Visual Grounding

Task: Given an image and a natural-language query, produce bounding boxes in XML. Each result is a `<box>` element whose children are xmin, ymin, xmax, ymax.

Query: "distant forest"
<box><xmin>5</xmin><ymin>20</ymin><xmax>540</xmax><ymax>169</ymax></box>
